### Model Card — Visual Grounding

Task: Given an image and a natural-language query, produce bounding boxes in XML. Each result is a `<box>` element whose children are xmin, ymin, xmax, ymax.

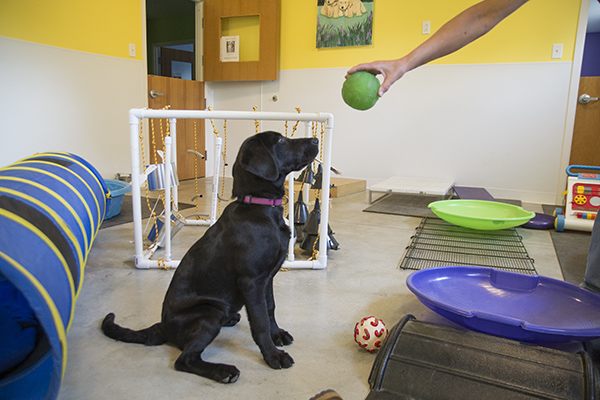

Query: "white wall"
<box><xmin>207</xmin><ymin>62</ymin><xmax>573</xmax><ymax>204</ymax></box>
<box><xmin>0</xmin><ymin>37</ymin><xmax>147</xmax><ymax>179</ymax></box>
<box><xmin>0</xmin><ymin>36</ymin><xmax>578</xmax><ymax>205</ymax></box>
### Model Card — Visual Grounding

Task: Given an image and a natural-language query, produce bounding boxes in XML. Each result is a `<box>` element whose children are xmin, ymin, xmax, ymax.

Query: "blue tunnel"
<box><xmin>0</xmin><ymin>152</ymin><xmax>107</xmax><ymax>399</ymax></box>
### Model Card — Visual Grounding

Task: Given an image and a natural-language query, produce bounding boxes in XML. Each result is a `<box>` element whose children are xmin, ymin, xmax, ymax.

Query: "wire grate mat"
<box><xmin>399</xmin><ymin>217</ymin><xmax>537</xmax><ymax>274</ymax></box>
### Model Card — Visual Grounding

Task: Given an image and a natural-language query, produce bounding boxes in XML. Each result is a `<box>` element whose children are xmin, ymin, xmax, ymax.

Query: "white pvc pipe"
<box><xmin>170</xmin><ymin>118</ymin><xmax>178</xmax><ymax>206</ymax></box>
<box><xmin>287</xmin><ymin>173</ymin><xmax>295</xmax><ymax>262</ymax></box>
<box><xmin>184</xmin><ymin>219</ymin><xmax>212</xmax><ymax>226</ymax></box>
<box><xmin>129</xmin><ymin>119</ymin><xmax>146</xmax><ymax>269</ymax></box>
<box><xmin>316</xmin><ymin>123</ymin><xmax>333</xmax><ymax>270</ymax></box>
<box><xmin>164</xmin><ymin>136</ymin><xmax>172</xmax><ymax>262</ymax></box>
<box><xmin>135</xmin><ymin>259</ymin><xmax>181</xmax><ymax>269</ymax></box>
<box><xmin>128</xmin><ymin>109</ymin><xmax>334</xmax><ymax>270</ymax></box>
<box><xmin>129</xmin><ymin>109</ymin><xmax>333</xmax><ymax>126</ymax></box>
<box><xmin>283</xmin><ymin>259</ymin><xmax>324</xmax><ymax>269</ymax></box>
<box><xmin>211</xmin><ymin>137</ymin><xmax>223</xmax><ymax>226</ymax></box>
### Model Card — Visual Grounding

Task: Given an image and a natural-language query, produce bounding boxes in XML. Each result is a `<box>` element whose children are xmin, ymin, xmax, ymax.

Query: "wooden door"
<box><xmin>569</xmin><ymin>77</ymin><xmax>600</xmax><ymax>167</ymax></box>
<box><xmin>147</xmin><ymin>75</ymin><xmax>205</xmax><ymax>180</ymax></box>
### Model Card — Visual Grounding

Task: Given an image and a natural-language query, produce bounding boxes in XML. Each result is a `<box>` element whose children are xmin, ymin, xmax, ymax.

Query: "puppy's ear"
<box><xmin>239</xmin><ymin>138</ymin><xmax>279</xmax><ymax>181</ymax></box>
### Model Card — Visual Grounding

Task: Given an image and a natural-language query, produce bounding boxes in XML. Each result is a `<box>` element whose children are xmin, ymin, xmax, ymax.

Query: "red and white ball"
<box><xmin>354</xmin><ymin>316</ymin><xmax>388</xmax><ymax>352</ymax></box>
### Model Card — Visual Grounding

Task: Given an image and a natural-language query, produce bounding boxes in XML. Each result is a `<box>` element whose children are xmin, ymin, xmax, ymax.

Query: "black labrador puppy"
<box><xmin>101</xmin><ymin>131</ymin><xmax>319</xmax><ymax>384</ymax></box>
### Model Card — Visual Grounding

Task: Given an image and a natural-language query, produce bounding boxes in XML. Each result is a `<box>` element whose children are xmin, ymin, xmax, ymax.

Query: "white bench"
<box><xmin>368</xmin><ymin>176</ymin><xmax>454</xmax><ymax>204</ymax></box>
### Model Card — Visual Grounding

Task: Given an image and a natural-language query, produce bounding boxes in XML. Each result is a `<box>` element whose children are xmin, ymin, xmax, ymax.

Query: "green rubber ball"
<box><xmin>342</xmin><ymin>71</ymin><xmax>380</xmax><ymax>111</ymax></box>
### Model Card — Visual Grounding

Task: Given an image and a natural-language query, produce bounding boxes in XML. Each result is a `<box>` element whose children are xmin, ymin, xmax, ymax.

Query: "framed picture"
<box><xmin>317</xmin><ymin>0</ymin><xmax>374</xmax><ymax>48</ymax></box>
<box><xmin>220</xmin><ymin>35</ymin><xmax>240</xmax><ymax>62</ymax></box>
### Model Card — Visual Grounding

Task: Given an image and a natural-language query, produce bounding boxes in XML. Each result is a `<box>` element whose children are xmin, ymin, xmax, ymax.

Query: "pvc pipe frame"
<box><xmin>129</xmin><ymin>108</ymin><xmax>334</xmax><ymax>270</ymax></box>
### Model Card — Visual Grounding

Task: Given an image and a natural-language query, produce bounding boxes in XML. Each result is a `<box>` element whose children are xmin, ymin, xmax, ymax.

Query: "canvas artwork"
<box><xmin>317</xmin><ymin>0</ymin><xmax>373</xmax><ymax>48</ymax></box>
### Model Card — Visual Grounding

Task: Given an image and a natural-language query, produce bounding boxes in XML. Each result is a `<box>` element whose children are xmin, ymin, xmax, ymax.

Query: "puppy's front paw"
<box><xmin>264</xmin><ymin>349</ymin><xmax>294</xmax><ymax>369</ymax></box>
<box><xmin>272</xmin><ymin>329</ymin><xmax>294</xmax><ymax>346</ymax></box>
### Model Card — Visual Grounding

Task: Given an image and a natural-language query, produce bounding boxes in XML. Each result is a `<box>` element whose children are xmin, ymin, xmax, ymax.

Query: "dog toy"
<box><xmin>342</xmin><ymin>71</ymin><xmax>380</xmax><ymax>111</ymax></box>
<box><xmin>354</xmin><ymin>316</ymin><xmax>388</xmax><ymax>352</ymax></box>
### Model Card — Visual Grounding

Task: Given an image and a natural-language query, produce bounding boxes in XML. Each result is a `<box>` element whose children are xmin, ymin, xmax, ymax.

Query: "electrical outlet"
<box><xmin>129</xmin><ymin>43</ymin><xmax>136</xmax><ymax>58</ymax></box>
<box><xmin>552</xmin><ymin>43</ymin><xmax>563</xmax><ymax>59</ymax></box>
<box><xmin>422</xmin><ymin>21</ymin><xmax>431</xmax><ymax>35</ymax></box>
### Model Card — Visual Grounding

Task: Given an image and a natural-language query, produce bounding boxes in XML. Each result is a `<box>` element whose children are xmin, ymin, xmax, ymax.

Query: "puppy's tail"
<box><xmin>101</xmin><ymin>313</ymin><xmax>167</xmax><ymax>346</ymax></box>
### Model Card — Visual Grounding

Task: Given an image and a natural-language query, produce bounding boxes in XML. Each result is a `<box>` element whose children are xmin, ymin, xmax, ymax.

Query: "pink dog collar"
<box><xmin>242</xmin><ymin>195</ymin><xmax>285</xmax><ymax>206</ymax></box>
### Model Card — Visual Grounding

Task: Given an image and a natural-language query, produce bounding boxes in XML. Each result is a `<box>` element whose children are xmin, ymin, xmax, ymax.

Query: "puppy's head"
<box><xmin>233</xmin><ymin>131</ymin><xmax>319</xmax><ymax>197</ymax></box>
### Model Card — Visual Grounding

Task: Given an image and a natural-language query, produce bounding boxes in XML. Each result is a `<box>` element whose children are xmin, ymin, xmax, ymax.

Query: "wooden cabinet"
<box><xmin>203</xmin><ymin>0</ymin><xmax>280</xmax><ymax>81</ymax></box>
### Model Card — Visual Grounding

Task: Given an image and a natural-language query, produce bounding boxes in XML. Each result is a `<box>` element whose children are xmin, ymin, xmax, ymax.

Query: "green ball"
<box><xmin>342</xmin><ymin>71</ymin><xmax>380</xmax><ymax>111</ymax></box>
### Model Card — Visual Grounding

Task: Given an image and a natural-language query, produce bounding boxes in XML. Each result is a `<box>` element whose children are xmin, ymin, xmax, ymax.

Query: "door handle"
<box><xmin>149</xmin><ymin>89</ymin><xmax>164</xmax><ymax>99</ymax></box>
<box><xmin>579</xmin><ymin>94</ymin><xmax>599</xmax><ymax>105</ymax></box>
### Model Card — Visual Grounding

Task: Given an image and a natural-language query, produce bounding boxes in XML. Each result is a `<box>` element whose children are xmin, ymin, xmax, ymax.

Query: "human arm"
<box><xmin>346</xmin><ymin>0</ymin><xmax>530</xmax><ymax>97</ymax></box>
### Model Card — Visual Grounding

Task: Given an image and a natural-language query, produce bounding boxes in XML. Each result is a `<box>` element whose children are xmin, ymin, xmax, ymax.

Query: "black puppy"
<box><xmin>101</xmin><ymin>131</ymin><xmax>319</xmax><ymax>384</ymax></box>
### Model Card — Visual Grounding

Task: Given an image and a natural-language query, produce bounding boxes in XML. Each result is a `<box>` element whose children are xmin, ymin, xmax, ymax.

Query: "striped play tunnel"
<box><xmin>0</xmin><ymin>152</ymin><xmax>107</xmax><ymax>399</ymax></box>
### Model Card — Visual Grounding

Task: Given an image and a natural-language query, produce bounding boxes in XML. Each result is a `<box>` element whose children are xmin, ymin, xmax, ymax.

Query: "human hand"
<box><xmin>345</xmin><ymin>59</ymin><xmax>407</xmax><ymax>97</ymax></box>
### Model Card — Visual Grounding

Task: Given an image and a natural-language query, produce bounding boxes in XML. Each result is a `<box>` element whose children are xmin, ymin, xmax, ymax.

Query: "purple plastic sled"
<box><xmin>407</xmin><ymin>266</ymin><xmax>600</xmax><ymax>343</ymax></box>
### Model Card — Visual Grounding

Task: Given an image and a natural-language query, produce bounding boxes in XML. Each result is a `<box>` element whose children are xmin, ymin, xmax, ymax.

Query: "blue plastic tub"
<box><xmin>104</xmin><ymin>179</ymin><xmax>131</xmax><ymax>220</ymax></box>
<box><xmin>407</xmin><ymin>266</ymin><xmax>600</xmax><ymax>343</ymax></box>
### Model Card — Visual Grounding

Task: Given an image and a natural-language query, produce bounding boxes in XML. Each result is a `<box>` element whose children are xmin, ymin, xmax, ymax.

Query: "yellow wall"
<box><xmin>0</xmin><ymin>0</ymin><xmax>143</xmax><ymax>60</ymax></box>
<box><xmin>281</xmin><ymin>0</ymin><xmax>582</xmax><ymax>70</ymax></box>
<box><xmin>0</xmin><ymin>0</ymin><xmax>582</xmax><ymax>68</ymax></box>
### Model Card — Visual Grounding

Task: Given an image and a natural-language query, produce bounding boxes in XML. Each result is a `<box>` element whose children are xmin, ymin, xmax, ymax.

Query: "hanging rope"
<box><xmin>144</xmin><ymin>117</ymin><xmax>160</xmax><ymax>253</ymax></box>
<box><xmin>157</xmin><ymin>257</ymin><xmax>172</xmax><ymax>270</ymax></box>
<box><xmin>207</xmin><ymin>107</ymin><xmax>220</xmax><ymax>138</ymax></box>
<box><xmin>156</xmin><ymin>108</ymin><xmax>180</xmax><ymax>218</ymax></box>
<box><xmin>219</xmin><ymin>119</ymin><xmax>228</xmax><ymax>215</ymax></box>
<box><xmin>309</xmin><ymin>121</ymin><xmax>325</xmax><ymax>260</ymax></box>
<box><xmin>290</xmin><ymin>107</ymin><xmax>302</xmax><ymax>138</ymax></box>
<box><xmin>143</xmin><ymin>108</ymin><xmax>326</xmax><ymax>262</ymax></box>
<box><xmin>140</xmin><ymin>106</ymin><xmax>187</xmax><ymax>260</ymax></box>
<box><xmin>206</xmin><ymin>107</ymin><xmax>228</xmax><ymax>216</ymax></box>
<box><xmin>253</xmin><ymin>106</ymin><xmax>259</xmax><ymax>134</ymax></box>
<box><xmin>193</xmin><ymin>119</ymin><xmax>200</xmax><ymax>216</ymax></box>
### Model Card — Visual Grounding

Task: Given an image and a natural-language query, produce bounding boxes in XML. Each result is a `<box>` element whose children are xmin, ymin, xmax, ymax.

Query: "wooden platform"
<box><xmin>288</xmin><ymin>177</ymin><xmax>366</xmax><ymax>201</ymax></box>
<box><xmin>330</xmin><ymin>177</ymin><xmax>366</xmax><ymax>197</ymax></box>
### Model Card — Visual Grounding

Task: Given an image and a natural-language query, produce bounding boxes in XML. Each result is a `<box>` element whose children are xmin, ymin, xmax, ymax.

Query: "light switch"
<box><xmin>422</xmin><ymin>21</ymin><xmax>431</xmax><ymax>35</ymax></box>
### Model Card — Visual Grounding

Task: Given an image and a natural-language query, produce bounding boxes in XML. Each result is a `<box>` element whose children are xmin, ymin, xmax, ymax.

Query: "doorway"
<box><xmin>145</xmin><ymin>0</ymin><xmax>205</xmax><ymax>180</ymax></box>
<box><xmin>568</xmin><ymin>0</ymin><xmax>600</xmax><ymax>166</ymax></box>
<box><xmin>146</xmin><ymin>0</ymin><xmax>196</xmax><ymax>80</ymax></box>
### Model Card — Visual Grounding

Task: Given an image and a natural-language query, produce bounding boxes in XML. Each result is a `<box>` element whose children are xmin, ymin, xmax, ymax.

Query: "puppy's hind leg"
<box><xmin>173</xmin><ymin>310</ymin><xmax>240</xmax><ymax>383</ymax></box>
<box><xmin>175</xmin><ymin>339</ymin><xmax>240</xmax><ymax>384</ymax></box>
<box><xmin>223</xmin><ymin>312</ymin><xmax>241</xmax><ymax>327</ymax></box>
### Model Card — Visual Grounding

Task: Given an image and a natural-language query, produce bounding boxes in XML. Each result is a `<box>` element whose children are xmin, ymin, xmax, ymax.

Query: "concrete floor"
<box><xmin>58</xmin><ymin>179</ymin><xmax>563</xmax><ymax>400</ymax></box>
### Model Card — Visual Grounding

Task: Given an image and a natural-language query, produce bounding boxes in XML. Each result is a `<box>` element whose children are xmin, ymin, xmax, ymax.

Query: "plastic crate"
<box><xmin>104</xmin><ymin>179</ymin><xmax>131</xmax><ymax>220</ymax></box>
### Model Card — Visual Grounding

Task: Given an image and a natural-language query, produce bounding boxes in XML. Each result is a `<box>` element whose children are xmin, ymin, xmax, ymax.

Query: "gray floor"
<box><xmin>58</xmin><ymin>179</ymin><xmax>563</xmax><ymax>400</ymax></box>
